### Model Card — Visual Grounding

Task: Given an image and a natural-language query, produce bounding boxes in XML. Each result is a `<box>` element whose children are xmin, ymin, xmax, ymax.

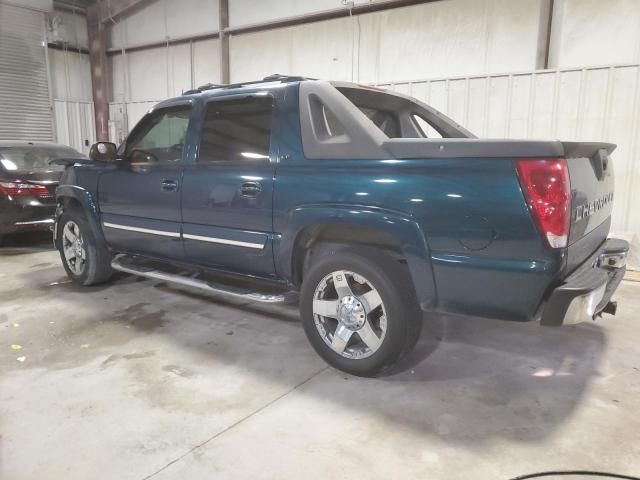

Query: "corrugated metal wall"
<box><xmin>0</xmin><ymin>3</ymin><xmax>53</xmax><ymax>141</ymax></box>
<box><xmin>377</xmin><ymin>64</ymin><xmax>640</xmax><ymax>237</ymax></box>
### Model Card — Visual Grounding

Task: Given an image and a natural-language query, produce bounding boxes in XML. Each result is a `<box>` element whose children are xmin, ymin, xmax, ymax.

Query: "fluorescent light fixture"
<box><xmin>355</xmin><ymin>192</ymin><xmax>368</xmax><ymax>196</ymax></box>
<box><xmin>447</xmin><ymin>193</ymin><xmax>462</xmax><ymax>198</ymax></box>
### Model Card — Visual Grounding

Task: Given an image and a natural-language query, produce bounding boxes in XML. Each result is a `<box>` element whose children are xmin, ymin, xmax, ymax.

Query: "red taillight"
<box><xmin>0</xmin><ymin>181</ymin><xmax>50</xmax><ymax>197</ymax></box>
<box><xmin>515</xmin><ymin>158</ymin><xmax>571</xmax><ymax>249</ymax></box>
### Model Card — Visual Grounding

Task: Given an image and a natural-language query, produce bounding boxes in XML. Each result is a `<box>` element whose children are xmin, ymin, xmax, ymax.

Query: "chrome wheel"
<box><xmin>61</xmin><ymin>220</ymin><xmax>86</xmax><ymax>276</ymax></box>
<box><xmin>312</xmin><ymin>270</ymin><xmax>387</xmax><ymax>359</ymax></box>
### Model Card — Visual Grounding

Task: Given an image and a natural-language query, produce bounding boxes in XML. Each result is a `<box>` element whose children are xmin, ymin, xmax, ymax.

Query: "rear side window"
<box><xmin>199</xmin><ymin>97</ymin><xmax>273</xmax><ymax>162</ymax></box>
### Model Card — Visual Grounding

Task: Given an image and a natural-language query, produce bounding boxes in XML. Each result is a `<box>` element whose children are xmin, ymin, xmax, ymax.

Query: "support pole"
<box><xmin>87</xmin><ymin>4</ymin><xmax>109</xmax><ymax>141</ymax></box>
<box><xmin>538</xmin><ymin>0</ymin><xmax>555</xmax><ymax>70</ymax></box>
<box><xmin>219</xmin><ymin>0</ymin><xmax>230</xmax><ymax>84</ymax></box>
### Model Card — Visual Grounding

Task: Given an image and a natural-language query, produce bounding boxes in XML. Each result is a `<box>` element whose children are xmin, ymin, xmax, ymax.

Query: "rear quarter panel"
<box><xmin>274</xmin><ymin>84</ymin><xmax>564</xmax><ymax>321</ymax></box>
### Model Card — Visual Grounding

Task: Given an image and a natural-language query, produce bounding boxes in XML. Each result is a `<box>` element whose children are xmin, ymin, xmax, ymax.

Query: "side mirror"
<box><xmin>89</xmin><ymin>142</ymin><xmax>118</xmax><ymax>162</ymax></box>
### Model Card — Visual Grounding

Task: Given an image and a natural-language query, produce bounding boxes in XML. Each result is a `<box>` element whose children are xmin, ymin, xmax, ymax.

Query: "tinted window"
<box><xmin>359</xmin><ymin>107</ymin><xmax>400</xmax><ymax>138</ymax></box>
<box><xmin>125</xmin><ymin>106</ymin><xmax>191</xmax><ymax>164</ymax></box>
<box><xmin>199</xmin><ymin>97</ymin><xmax>273</xmax><ymax>162</ymax></box>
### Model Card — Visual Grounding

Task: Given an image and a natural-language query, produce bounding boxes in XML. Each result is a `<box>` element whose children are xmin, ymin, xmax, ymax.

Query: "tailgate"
<box><xmin>563</xmin><ymin>141</ymin><xmax>616</xmax><ymax>271</ymax></box>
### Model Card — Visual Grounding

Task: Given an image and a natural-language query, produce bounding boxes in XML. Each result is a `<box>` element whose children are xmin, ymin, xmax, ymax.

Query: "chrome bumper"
<box><xmin>541</xmin><ymin>238</ymin><xmax>628</xmax><ymax>326</ymax></box>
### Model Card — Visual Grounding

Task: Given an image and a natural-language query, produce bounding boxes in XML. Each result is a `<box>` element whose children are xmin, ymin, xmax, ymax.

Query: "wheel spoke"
<box><xmin>357</xmin><ymin>320</ymin><xmax>382</xmax><ymax>351</ymax></box>
<box><xmin>63</xmin><ymin>226</ymin><xmax>76</xmax><ymax>243</ymax></box>
<box><xmin>75</xmin><ymin>257</ymin><xmax>85</xmax><ymax>274</ymax></box>
<box><xmin>63</xmin><ymin>247</ymin><xmax>75</xmax><ymax>261</ymax></box>
<box><xmin>313</xmin><ymin>299</ymin><xmax>339</xmax><ymax>318</ymax></box>
<box><xmin>332</xmin><ymin>271</ymin><xmax>353</xmax><ymax>298</ymax></box>
<box><xmin>359</xmin><ymin>288</ymin><xmax>382</xmax><ymax>312</ymax></box>
<box><xmin>331</xmin><ymin>323</ymin><xmax>353</xmax><ymax>354</ymax></box>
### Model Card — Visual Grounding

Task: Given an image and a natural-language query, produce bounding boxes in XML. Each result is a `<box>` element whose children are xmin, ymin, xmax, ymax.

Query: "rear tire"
<box><xmin>300</xmin><ymin>247</ymin><xmax>422</xmax><ymax>377</ymax></box>
<box><xmin>57</xmin><ymin>209</ymin><xmax>112</xmax><ymax>286</ymax></box>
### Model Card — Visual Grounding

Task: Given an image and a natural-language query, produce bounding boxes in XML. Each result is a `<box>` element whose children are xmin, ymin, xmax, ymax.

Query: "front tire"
<box><xmin>57</xmin><ymin>209</ymin><xmax>112</xmax><ymax>286</ymax></box>
<box><xmin>300</xmin><ymin>247</ymin><xmax>422</xmax><ymax>377</ymax></box>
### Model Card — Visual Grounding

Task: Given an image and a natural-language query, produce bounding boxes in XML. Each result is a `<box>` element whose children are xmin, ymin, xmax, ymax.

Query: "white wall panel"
<box><xmin>48</xmin><ymin>48</ymin><xmax>92</xmax><ymax>101</ymax></box>
<box><xmin>230</xmin><ymin>16</ymin><xmax>354</xmax><ymax>82</ymax></box>
<box><xmin>109</xmin><ymin>0</ymin><xmax>219</xmax><ymax>50</ymax></box>
<box><xmin>550</xmin><ymin>0</ymin><xmax>640</xmax><ymax>69</ymax></box>
<box><xmin>364</xmin><ymin>0</ymin><xmax>543</xmax><ymax>83</ymax></box>
<box><xmin>53</xmin><ymin>100</ymin><xmax>95</xmax><ymax>153</ymax></box>
<box><xmin>193</xmin><ymin>38</ymin><xmax>221</xmax><ymax>86</ymax></box>
<box><xmin>378</xmin><ymin>64</ymin><xmax>640</xmax><ymax>239</ymax></box>
<box><xmin>230</xmin><ymin>0</ymin><xmax>545</xmax><ymax>84</ymax></box>
<box><xmin>110</xmin><ymin>43</ymin><xmax>194</xmax><ymax>103</ymax></box>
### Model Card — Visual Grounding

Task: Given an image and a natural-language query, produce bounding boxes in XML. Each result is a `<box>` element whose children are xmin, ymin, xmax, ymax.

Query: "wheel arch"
<box><xmin>55</xmin><ymin>185</ymin><xmax>106</xmax><ymax>249</ymax></box>
<box><xmin>278</xmin><ymin>205</ymin><xmax>437</xmax><ymax>311</ymax></box>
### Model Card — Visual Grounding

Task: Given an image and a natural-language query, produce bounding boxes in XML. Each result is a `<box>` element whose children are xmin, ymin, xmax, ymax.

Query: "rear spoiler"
<box><xmin>561</xmin><ymin>141</ymin><xmax>616</xmax><ymax>158</ymax></box>
<box><xmin>383</xmin><ymin>139</ymin><xmax>617</xmax><ymax>160</ymax></box>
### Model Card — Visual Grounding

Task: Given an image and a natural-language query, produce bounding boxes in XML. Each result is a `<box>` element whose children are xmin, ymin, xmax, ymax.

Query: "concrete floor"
<box><xmin>1</xmin><ymin>233</ymin><xmax>640</xmax><ymax>480</ymax></box>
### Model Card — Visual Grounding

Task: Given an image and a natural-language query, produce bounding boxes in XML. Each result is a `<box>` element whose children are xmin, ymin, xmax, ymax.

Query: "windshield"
<box><xmin>0</xmin><ymin>145</ymin><xmax>85</xmax><ymax>172</ymax></box>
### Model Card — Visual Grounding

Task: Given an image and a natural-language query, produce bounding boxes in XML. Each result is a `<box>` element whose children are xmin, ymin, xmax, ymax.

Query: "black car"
<box><xmin>0</xmin><ymin>141</ymin><xmax>86</xmax><ymax>243</ymax></box>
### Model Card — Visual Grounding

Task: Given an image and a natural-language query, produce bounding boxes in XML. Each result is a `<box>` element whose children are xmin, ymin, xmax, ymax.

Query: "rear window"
<box><xmin>359</xmin><ymin>106</ymin><xmax>401</xmax><ymax>138</ymax></box>
<box><xmin>335</xmin><ymin>85</ymin><xmax>473</xmax><ymax>139</ymax></box>
<box><xmin>0</xmin><ymin>146</ymin><xmax>84</xmax><ymax>172</ymax></box>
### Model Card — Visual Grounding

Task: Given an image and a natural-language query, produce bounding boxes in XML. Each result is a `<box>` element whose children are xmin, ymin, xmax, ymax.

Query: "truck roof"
<box><xmin>153</xmin><ymin>74</ymin><xmax>310</xmax><ymax>110</ymax></box>
<box><xmin>184</xmin><ymin>74</ymin><xmax>308</xmax><ymax>96</ymax></box>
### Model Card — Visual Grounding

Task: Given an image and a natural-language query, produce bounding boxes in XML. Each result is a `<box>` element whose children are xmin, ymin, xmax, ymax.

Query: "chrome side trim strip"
<box><xmin>183</xmin><ymin>233</ymin><xmax>264</xmax><ymax>249</ymax></box>
<box><xmin>103</xmin><ymin>222</ymin><xmax>180</xmax><ymax>238</ymax></box>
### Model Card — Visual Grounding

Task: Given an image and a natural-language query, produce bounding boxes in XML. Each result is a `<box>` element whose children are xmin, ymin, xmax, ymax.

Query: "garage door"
<box><xmin>0</xmin><ymin>3</ymin><xmax>53</xmax><ymax>141</ymax></box>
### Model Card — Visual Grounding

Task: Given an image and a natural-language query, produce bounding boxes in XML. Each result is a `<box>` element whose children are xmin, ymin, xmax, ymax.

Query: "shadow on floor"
<box><xmin>0</xmin><ymin>231</ymin><xmax>53</xmax><ymax>255</ymax></box>
<box><xmin>5</xmin><ymin>261</ymin><xmax>608</xmax><ymax>446</ymax></box>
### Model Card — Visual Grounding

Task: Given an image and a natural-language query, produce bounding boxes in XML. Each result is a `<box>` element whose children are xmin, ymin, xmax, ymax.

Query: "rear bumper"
<box><xmin>541</xmin><ymin>238</ymin><xmax>628</xmax><ymax>326</ymax></box>
<box><xmin>0</xmin><ymin>197</ymin><xmax>56</xmax><ymax>235</ymax></box>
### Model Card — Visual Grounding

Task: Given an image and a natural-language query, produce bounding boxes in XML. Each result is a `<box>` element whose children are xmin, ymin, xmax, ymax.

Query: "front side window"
<box><xmin>199</xmin><ymin>96</ymin><xmax>273</xmax><ymax>162</ymax></box>
<box><xmin>125</xmin><ymin>105</ymin><xmax>191</xmax><ymax>164</ymax></box>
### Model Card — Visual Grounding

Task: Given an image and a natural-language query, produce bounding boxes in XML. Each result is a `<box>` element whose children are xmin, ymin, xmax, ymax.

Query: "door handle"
<box><xmin>240</xmin><ymin>181</ymin><xmax>262</xmax><ymax>197</ymax></box>
<box><xmin>161</xmin><ymin>179</ymin><xmax>178</xmax><ymax>192</ymax></box>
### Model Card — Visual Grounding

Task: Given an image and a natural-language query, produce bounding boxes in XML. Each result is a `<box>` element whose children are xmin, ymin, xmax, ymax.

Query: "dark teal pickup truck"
<box><xmin>53</xmin><ymin>75</ymin><xmax>628</xmax><ymax>376</ymax></box>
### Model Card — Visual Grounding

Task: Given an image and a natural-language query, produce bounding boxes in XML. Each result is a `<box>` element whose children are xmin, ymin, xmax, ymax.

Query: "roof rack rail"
<box><xmin>182</xmin><ymin>74</ymin><xmax>314</xmax><ymax>95</ymax></box>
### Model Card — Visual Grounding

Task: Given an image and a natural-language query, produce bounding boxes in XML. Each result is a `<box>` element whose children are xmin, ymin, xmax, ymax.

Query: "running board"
<box><xmin>111</xmin><ymin>256</ymin><xmax>297</xmax><ymax>304</ymax></box>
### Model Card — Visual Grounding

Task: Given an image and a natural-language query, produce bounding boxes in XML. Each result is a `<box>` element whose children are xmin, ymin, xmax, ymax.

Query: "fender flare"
<box><xmin>54</xmin><ymin>185</ymin><xmax>106</xmax><ymax>248</ymax></box>
<box><xmin>276</xmin><ymin>204</ymin><xmax>437</xmax><ymax>311</ymax></box>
